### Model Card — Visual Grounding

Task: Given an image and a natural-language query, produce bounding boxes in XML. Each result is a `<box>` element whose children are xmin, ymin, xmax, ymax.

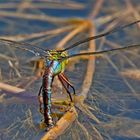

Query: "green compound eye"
<box><xmin>49</xmin><ymin>50</ymin><xmax>68</xmax><ymax>62</ymax></box>
<box><xmin>49</xmin><ymin>50</ymin><xmax>58</xmax><ymax>60</ymax></box>
<box><xmin>60</xmin><ymin>51</ymin><xmax>67</xmax><ymax>57</ymax></box>
<box><xmin>61</xmin><ymin>51</ymin><xmax>68</xmax><ymax>64</ymax></box>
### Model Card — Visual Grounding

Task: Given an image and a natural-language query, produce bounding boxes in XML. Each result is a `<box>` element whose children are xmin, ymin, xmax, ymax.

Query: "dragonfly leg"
<box><xmin>59</xmin><ymin>73</ymin><xmax>76</xmax><ymax>95</ymax></box>
<box><xmin>58</xmin><ymin>73</ymin><xmax>76</xmax><ymax>102</ymax></box>
<box><xmin>38</xmin><ymin>85</ymin><xmax>43</xmax><ymax>114</ymax></box>
<box><xmin>58</xmin><ymin>75</ymin><xmax>72</xmax><ymax>101</ymax></box>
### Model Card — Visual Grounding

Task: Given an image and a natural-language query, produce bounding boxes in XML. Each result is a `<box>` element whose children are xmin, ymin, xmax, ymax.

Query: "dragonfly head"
<box><xmin>46</xmin><ymin>50</ymin><xmax>68</xmax><ymax>64</ymax></box>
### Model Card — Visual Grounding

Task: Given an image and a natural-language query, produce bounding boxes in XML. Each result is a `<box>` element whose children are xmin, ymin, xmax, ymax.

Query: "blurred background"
<box><xmin>0</xmin><ymin>0</ymin><xmax>140</xmax><ymax>140</ymax></box>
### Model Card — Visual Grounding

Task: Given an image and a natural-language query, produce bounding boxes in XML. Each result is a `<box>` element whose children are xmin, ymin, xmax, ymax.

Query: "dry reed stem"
<box><xmin>0</xmin><ymin>25</ymin><xmax>75</xmax><ymax>41</ymax></box>
<box><xmin>0</xmin><ymin>82</ymin><xmax>25</xmax><ymax>93</ymax></box>
<box><xmin>121</xmin><ymin>69</ymin><xmax>140</xmax><ymax>81</ymax></box>
<box><xmin>76</xmin><ymin>120</ymin><xmax>92</xmax><ymax>140</ymax></box>
<box><xmin>73</xmin><ymin>3</ymin><xmax>102</xmax><ymax>136</ymax></box>
<box><xmin>77</xmin><ymin>101</ymin><xmax>100</xmax><ymax>123</ymax></box>
<box><xmin>89</xmin><ymin>0</ymin><xmax>104</xmax><ymax>18</ymax></box>
<box><xmin>0</xmin><ymin>1</ymin><xmax>85</xmax><ymax>10</ymax></box>
<box><xmin>80</xmin><ymin>25</ymin><xmax>96</xmax><ymax>100</ymax></box>
<box><xmin>80</xmin><ymin>0</ymin><xmax>104</xmax><ymax>99</ymax></box>
<box><xmin>16</xmin><ymin>1</ymin><xmax>31</xmax><ymax>12</ymax></box>
<box><xmin>91</xmin><ymin>124</ymin><xmax>104</xmax><ymax>140</ymax></box>
<box><xmin>0</xmin><ymin>54</ymin><xmax>17</xmax><ymax>61</ymax></box>
<box><xmin>95</xmin><ymin>9</ymin><xmax>131</xmax><ymax>26</ymax></box>
<box><xmin>41</xmin><ymin>107</ymin><xmax>77</xmax><ymax>140</ymax></box>
<box><xmin>125</xmin><ymin>0</ymin><xmax>140</xmax><ymax>28</ymax></box>
<box><xmin>0</xmin><ymin>10</ymin><xmax>66</xmax><ymax>23</ymax></box>
<box><xmin>56</xmin><ymin>20</ymin><xmax>91</xmax><ymax>49</ymax></box>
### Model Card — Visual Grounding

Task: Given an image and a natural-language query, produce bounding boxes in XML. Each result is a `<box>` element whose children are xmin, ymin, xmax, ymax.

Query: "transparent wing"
<box><xmin>0</xmin><ymin>40</ymin><xmax>43</xmax><ymax>83</ymax></box>
<box><xmin>0</xmin><ymin>40</ymin><xmax>45</xmax><ymax>139</ymax></box>
<box><xmin>0</xmin><ymin>38</ymin><xmax>47</xmax><ymax>57</ymax></box>
<box><xmin>81</xmin><ymin>45</ymin><xmax>140</xmax><ymax>139</ymax></box>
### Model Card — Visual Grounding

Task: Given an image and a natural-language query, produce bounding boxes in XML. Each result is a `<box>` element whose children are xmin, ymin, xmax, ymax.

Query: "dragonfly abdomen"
<box><xmin>42</xmin><ymin>60</ymin><xmax>63</xmax><ymax>127</ymax></box>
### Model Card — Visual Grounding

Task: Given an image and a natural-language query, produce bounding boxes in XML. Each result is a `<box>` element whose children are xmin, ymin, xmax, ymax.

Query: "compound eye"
<box><xmin>61</xmin><ymin>52</ymin><xmax>67</xmax><ymax>57</ymax></box>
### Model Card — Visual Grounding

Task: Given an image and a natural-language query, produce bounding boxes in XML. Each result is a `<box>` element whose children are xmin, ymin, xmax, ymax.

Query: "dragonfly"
<box><xmin>1</xmin><ymin>20</ymin><xmax>140</xmax><ymax>130</ymax></box>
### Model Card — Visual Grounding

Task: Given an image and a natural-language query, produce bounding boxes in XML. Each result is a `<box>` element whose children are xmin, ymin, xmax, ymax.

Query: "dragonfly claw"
<box><xmin>39</xmin><ymin>119</ymin><xmax>54</xmax><ymax>130</ymax></box>
<box><xmin>45</xmin><ymin>123</ymin><xmax>54</xmax><ymax>131</ymax></box>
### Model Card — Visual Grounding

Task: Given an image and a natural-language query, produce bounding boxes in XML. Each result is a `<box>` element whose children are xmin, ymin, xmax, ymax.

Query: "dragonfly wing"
<box><xmin>84</xmin><ymin>44</ymin><xmax>140</xmax><ymax>138</ymax></box>
<box><xmin>0</xmin><ymin>39</ymin><xmax>45</xmax><ymax>92</ymax></box>
<box><xmin>0</xmin><ymin>38</ymin><xmax>47</xmax><ymax>57</ymax></box>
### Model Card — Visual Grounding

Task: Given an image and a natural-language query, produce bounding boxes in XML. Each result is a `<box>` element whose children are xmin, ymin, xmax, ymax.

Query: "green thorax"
<box><xmin>48</xmin><ymin>50</ymin><xmax>68</xmax><ymax>74</ymax></box>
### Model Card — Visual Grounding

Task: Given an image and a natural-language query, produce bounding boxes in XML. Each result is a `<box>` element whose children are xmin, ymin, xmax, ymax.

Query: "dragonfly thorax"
<box><xmin>45</xmin><ymin>50</ymin><xmax>68</xmax><ymax>74</ymax></box>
